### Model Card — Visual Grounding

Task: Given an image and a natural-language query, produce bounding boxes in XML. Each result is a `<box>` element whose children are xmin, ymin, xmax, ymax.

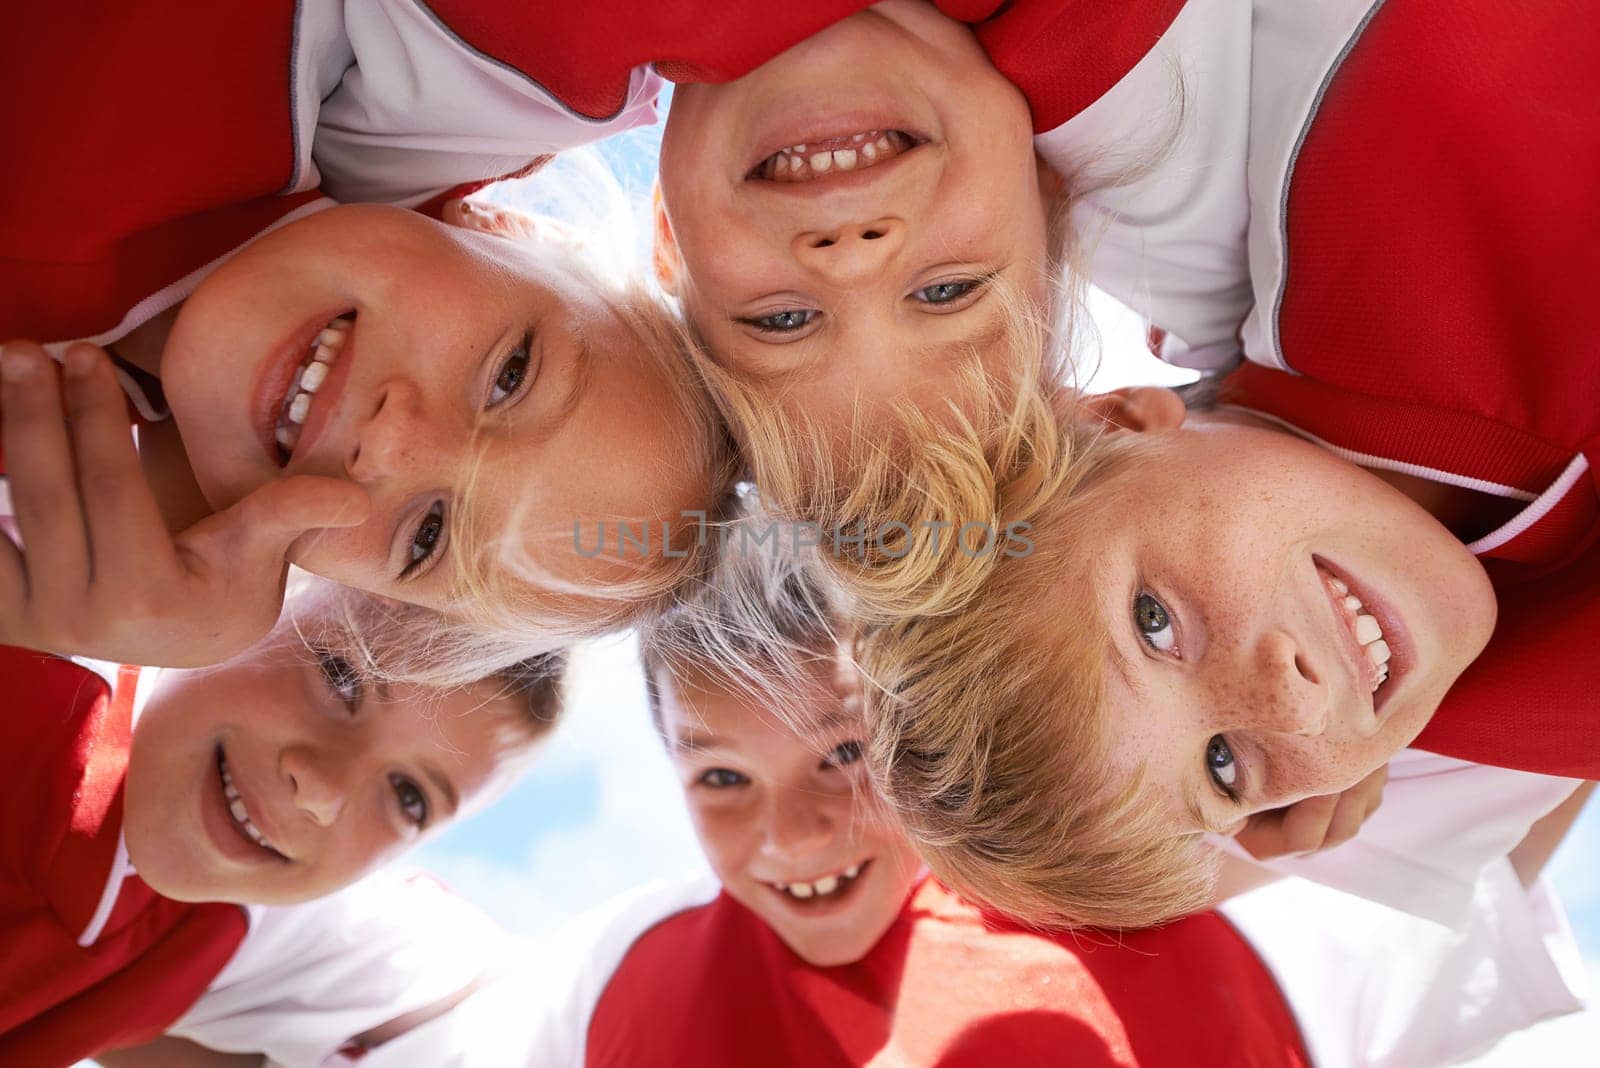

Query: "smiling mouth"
<box><xmin>1315</xmin><ymin>564</ymin><xmax>1394</xmax><ymax>694</ymax></box>
<box><xmin>747</xmin><ymin>130</ymin><xmax>919</xmax><ymax>182</ymax></box>
<box><xmin>273</xmin><ymin>313</ymin><xmax>354</xmax><ymax>465</ymax></box>
<box><xmin>216</xmin><ymin>748</ymin><xmax>287</xmax><ymax>860</ymax></box>
<box><xmin>766</xmin><ymin>860</ymin><xmax>870</xmax><ymax>902</ymax></box>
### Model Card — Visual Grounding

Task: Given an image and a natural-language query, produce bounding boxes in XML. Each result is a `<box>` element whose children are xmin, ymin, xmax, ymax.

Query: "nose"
<box><xmin>280</xmin><ymin>745</ymin><xmax>349</xmax><ymax>827</ymax></box>
<box><xmin>760</xmin><ymin>787</ymin><xmax>836</xmax><ymax>861</ymax></box>
<box><xmin>345</xmin><ymin>378</ymin><xmax>436</xmax><ymax>482</ymax></box>
<box><xmin>791</xmin><ymin>218</ymin><xmax>905</xmax><ymax>284</ymax></box>
<box><xmin>1241</xmin><ymin>628</ymin><xmax>1330</xmax><ymax>737</ymax></box>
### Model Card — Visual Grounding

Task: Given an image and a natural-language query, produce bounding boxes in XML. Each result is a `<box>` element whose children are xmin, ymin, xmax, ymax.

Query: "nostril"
<box><xmin>861</xmin><ymin>229</ymin><xmax>884</xmax><ymax>240</ymax></box>
<box><xmin>812</xmin><ymin>237</ymin><xmax>836</xmax><ymax>249</ymax></box>
<box><xmin>1294</xmin><ymin>652</ymin><xmax>1319</xmax><ymax>684</ymax></box>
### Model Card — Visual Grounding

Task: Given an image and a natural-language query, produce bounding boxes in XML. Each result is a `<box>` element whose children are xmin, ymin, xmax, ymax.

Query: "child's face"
<box><xmin>659</xmin><ymin>660</ymin><xmax>923</xmax><ymax>967</ymax></box>
<box><xmin>657</xmin><ymin>0</ymin><xmax>1050</xmax><ymax>440</ymax></box>
<box><xmin>162</xmin><ymin>204</ymin><xmax>707</xmax><ymax>613</ymax></box>
<box><xmin>124</xmin><ymin>612</ymin><xmax>518</xmax><ymax>906</ymax></box>
<box><xmin>1062</xmin><ymin>410</ymin><xmax>1497</xmax><ymax>839</ymax></box>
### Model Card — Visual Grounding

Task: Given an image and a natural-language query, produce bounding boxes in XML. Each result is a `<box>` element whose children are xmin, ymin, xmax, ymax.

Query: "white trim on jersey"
<box><xmin>1468</xmin><ymin>452</ymin><xmax>1593</xmax><ymax>556</ymax></box>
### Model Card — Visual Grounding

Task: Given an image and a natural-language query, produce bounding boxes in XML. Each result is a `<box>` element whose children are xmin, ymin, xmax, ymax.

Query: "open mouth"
<box><xmin>765</xmin><ymin>859</ymin><xmax>871</xmax><ymax>904</ymax></box>
<box><xmin>1314</xmin><ymin>559</ymin><xmax>1403</xmax><ymax>709</ymax></box>
<box><xmin>273</xmin><ymin>313</ymin><xmax>354</xmax><ymax>465</ymax></box>
<box><xmin>216</xmin><ymin>747</ymin><xmax>287</xmax><ymax>860</ymax></box>
<box><xmin>746</xmin><ymin>130</ymin><xmax>920</xmax><ymax>182</ymax></box>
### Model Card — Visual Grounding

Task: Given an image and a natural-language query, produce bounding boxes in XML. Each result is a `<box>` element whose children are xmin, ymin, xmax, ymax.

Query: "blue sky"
<box><xmin>418</xmin><ymin>102</ymin><xmax>1600</xmax><ymax>1061</ymax></box>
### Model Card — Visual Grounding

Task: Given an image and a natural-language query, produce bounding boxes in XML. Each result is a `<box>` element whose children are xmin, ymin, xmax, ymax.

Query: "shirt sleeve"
<box><xmin>1222</xmin><ymin>860</ymin><xmax>1589</xmax><ymax>1067</ymax></box>
<box><xmin>168</xmin><ymin>869</ymin><xmax>504</xmax><ymax>1068</ymax></box>
<box><xmin>1209</xmin><ymin>749</ymin><xmax>1581</xmax><ymax>929</ymax></box>
<box><xmin>311</xmin><ymin>2</ymin><xmax>662</xmax><ymax>208</ymax></box>
<box><xmin>1033</xmin><ymin>0</ymin><xmax>1253</xmax><ymax>370</ymax></box>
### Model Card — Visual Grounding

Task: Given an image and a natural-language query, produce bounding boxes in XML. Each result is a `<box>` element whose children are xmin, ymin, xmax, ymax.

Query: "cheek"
<box><xmin>689</xmin><ymin>805</ymin><xmax>752</xmax><ymax>882</ymax></box>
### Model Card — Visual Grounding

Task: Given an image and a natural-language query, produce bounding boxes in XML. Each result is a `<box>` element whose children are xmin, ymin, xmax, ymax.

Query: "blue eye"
<box><xmin>488</xmin><ymin>332</ymin><xmax>535</xmax><ymax>408</ymax></box>
<box><xmin>912</xmin><ymin>279</ymin><xmax>983</xmax><ymax>304</ymax></box>
<box><xmin>1133</xmin><ymin>592</ymin><xmax>1177</xmax><ymax>654</ymax></box>
<box><xmin>390</xmin><ymin>773</ymin><xmax>429</xmax><ymax>826</ymax></box>
<box><xmin>698</xmin><ymin>768</ymin><xmax>748</xmax><ymax>789</ymax></box>
<box><xmin>825</xmin><ymin>740</ymin><xmax>863</xmax><ymax>769</ymax></box>
<box><xmin>742</xmin><ymin>309</ymin><xmax>817</xmax><ymax>334</ymax></box>
<box><xmin>1207</xmin><ymin>736</ymin><xmax>1239</xmax><ymax>798</ymax></box>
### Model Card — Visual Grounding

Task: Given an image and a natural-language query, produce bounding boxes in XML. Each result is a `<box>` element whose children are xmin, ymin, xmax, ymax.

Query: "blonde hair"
<box><xmin>855</xmin><ymin>411</ymin><xmax>1220</xmax><ymax>930</ymax></box>
<box><xmin>381</xmin><ymin>150</ymin><xmax>740</xmax><ymax>685</ymax></box>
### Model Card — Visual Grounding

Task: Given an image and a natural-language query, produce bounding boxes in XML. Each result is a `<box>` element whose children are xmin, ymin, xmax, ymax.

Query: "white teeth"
<box><xmin>218</xmin><ymin>754</ymin><xmax>279</xmax><ymax>854</ymax></box>
<box><xmin>1329</xmin><ymin>577</ymin><xmax>1349</xmax><ymax>595</ymax></box>
<box><xmin>832</xmin><ymin>148</ymin><xmax>857</xmax><ymax>171</ymax></box>
<box><xmin>287</xmin><ymin>392</ymin><xmax>311</xmax><ymax>424</ymax></box>
<box><xmin>876</xmin><ymin>136</ymin><xmax>891</xmax><ymax>152</ymax></box>
<box><xmin>299</xmin><ymin>360</ymin><xmax>328</xmax><ymax>393</ymax></box>
<box><xmin>789</xmin><ymin>882</ymin><xmax>815</xmax><ymax>899</ymax></box>
<box><xmin>814</xmin><ymin>875</ymin><xmax>839</xmax><ymax>896</ymax></box>
<box><xmin>1353</xmin><ymin>613</ymin><xmax>1383</xmax><ymax>644</ymax></box>
<box><xmin>844</xmin><ymin>864</ymin><xmax>861</xmax><ymax>879</ymax></box>
<box><xmin>861</xmin><ymin>141</ymin><xmax>878</xmax><ymax>161</ymax></box>
<box><xmin>229</xmin><ymin>797</ymin><xmax>250</xmax><ymax>823</ymax></box>
<box><xmin>809</xmin><ymin>152</ymin><xmax>832</xmax><ymax>173</ymax></box>
<box><xmin>1366</xmin><ymin>638</ymin><xmax>1392</xmax><ymax>667</ymax></box>
<box><xmin>850</xmin><ymin>132</ymin><xmax>866</xmax><ymax>143</ymax></box>
<box><xmin>793</xmin><ymin>143</ymin><xmax>806</xmax><ymax>153</ymax></box>
<box><xmin>1343</xmin><ymin>595</ymin><xmax>1362</xmax><ymax>611</ymax></box>
<box><xmin>773</xmin><ymin>863</ymin><xmax>867</xmax><ymax>900</ymax></box>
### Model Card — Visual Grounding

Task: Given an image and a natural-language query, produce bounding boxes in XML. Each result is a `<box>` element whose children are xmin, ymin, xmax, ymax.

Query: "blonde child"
<box><xmin>2</xmin><ymin>4</ymin><xmax>736</xmax><ymax>673</ymax></box>
<box><xmin>0</xmin><ymin>576</ymin><xmax>565</xmax><ymax>1065</ymax></box>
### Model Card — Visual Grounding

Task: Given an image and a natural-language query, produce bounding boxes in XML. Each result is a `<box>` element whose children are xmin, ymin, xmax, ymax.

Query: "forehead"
<box><xmin>662</xmin><ymin>661</ymin><xmax>850</xmax><ymax>748</ymax></box>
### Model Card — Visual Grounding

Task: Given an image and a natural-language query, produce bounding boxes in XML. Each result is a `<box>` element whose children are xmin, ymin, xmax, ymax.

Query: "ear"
<box><xmin>441</xmin><ymin>197</ymin><xmax>582</xmax><ymax>247</ymax></box>
<box><xmin>651</xmin><ymin>180</ymin><xmax>684</xmax><ymax>296</ymax></box>
<box><xmin>1076</xmin><ymin>386</ymin><xmax>1187</xmax><ymax>433</ymax></box>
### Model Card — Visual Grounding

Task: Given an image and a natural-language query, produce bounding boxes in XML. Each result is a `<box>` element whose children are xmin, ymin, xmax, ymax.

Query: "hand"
<box><xmin>1233</xmin><ymin>763</ymin><xmax>1389</xmax><ymax>860</ymax></box>
<box><xmin>0</xmin><ymin>340</ymin><xmax>369</xmax><ymax>667</ymax></box>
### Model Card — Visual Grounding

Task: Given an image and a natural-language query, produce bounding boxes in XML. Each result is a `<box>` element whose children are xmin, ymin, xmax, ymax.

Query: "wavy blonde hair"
<box><xmin>854</xmin><ymin>405</ymin><xmax>1220</xmax><ymax>930</ymax></box>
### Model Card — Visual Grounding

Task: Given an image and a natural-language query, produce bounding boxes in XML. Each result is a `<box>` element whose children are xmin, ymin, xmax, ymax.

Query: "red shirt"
<box><xmin>0</xmin><ymin>649</ymin><xmax>246</xmax><ymax>1066</ymax></box>
<box><xmin>586</xmin><ymin>879</ymin><xmax>1309</xmax><ymax>1067</ymax></box>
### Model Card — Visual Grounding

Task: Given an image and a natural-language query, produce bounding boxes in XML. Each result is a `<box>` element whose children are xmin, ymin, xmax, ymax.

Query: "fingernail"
<box><xmin>64</xmin><ymin>346</ymin><xmax>97</xmax><ymax>378</ymax></box>
<box><xmin>1</xmin><ymin>347</ymin><xmax>38</xmax><ymax>382</ymax></box>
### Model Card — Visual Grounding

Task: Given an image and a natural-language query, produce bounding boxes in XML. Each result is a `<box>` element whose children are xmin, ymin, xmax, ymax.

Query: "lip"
<box><xmin>250</xmin><ymin>309</ymin><xmax>357</xmax><ymax>467</ymax></box>
<box><xmin>200</xmin><ymin>744</ymin><xmax>289</xmax><ymax>867</ymax></box>
<box><xmin>760</xmin><ymin>858</ymin><xmax>874</xmax><ymax>920</ymax></box>
<box><xmin>1312</xmin><ymin>555</ymin><xmax>1412</xmax><ymax>723</ymax></box>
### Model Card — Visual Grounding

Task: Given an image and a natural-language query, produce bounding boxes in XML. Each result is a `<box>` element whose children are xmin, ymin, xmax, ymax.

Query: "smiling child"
<box><xmin>0</xmin><ymin>577</ymin><xmax>564</xmax><ymax>1065</ymax></box>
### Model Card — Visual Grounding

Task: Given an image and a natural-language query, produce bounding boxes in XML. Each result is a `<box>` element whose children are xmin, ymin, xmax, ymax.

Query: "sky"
<box><xmin>412</xmin><ymin>104</ymin><xmax>1600</xmax><ymax>1063</ymax></box>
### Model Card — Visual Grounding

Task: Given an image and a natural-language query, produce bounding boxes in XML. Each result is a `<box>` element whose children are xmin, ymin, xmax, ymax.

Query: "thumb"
<box><xmin>184</xmin><ymin>476</ymin><xmax>371</xmax><ymax>569</ymax></box>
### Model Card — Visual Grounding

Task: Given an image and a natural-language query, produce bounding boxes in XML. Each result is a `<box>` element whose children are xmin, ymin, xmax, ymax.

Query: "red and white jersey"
<box><xmin>0</xmin><ymin>1</ymin><xmax>661</xmax><ymax>350</ymax></box>
<box><xmin>1031</xmin><ymin>0</ymin><xmax>1600</xmax><ymax>778</ymax></box>
<box><xmin>355</xmin><ymin>876</ymin><xmax>1311</xmax><ymax>1068</ymax></box>
<box><xmin>0</xmin><ymin>649</ymin><xmax>246</xmax><ymax>1066</ymax></box>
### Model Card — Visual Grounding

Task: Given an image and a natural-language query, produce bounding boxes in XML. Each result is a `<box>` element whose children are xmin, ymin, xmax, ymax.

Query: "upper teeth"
<box><xmin>759</xmin><ymin>131</ymin><xmax>911</xmax><ymax>182</ymax></box>
<box><xmin>774</xmin><ymin>862</ymin><xmax>863</xmax><ymax>900</ymax></box>
<box><xmin>219</xmin><ymin>754</ymin><xmax>280</xmax><ymax>854</ymax></box>
<box><xmin>274</xmin><ymin>314</ymin><xmax>352</xmax><ymax>458</ymax></box>
<box><xmin>1324</xmin><ymin>573</ymin><xmax>1392</xmax><ymax>690</ymax></box>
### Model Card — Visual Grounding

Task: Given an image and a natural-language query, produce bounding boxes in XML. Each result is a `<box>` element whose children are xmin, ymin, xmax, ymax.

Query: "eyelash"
<box><xmin>698</xmin><ymin>768</ymin><xmax>748</xmax><ymax>789</ymax></box>
<box><xmin>737</xmin><ymin>276</ymin><xmax>992</xmax><ymax>335</ymax></box>
<box><xmin>317</xmin><ymin>651</ymin><xmax>362</xmax><ymax>710</ymax></box>
<box><xmin>400</xmin><ymin>500</ymin><xmax>446</xmax><ymax>580</ymax></box>
<box><xmin>487</xmin><ymin>330</ymin><xmax>536</xmax><ymax>409</ymax></box>
<box><xmin>390</xmin><ymin>773</ymin><xmax>429</xmax><ymax>827</ymax></box>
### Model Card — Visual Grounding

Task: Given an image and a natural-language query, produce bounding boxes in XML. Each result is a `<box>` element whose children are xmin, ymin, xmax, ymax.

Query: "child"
<box><xmin>334</xmin><ymin>565</ymin><xmax>1587</xmax><ymax>1068</ymax></box>
<box><xmin>0</xmin><ymin>576</ymin><xmax>566</xmax><ymax>1066</ymax></box>
<box><xmin>2</xmin><ymin>4</ymin><xmax>735</xmax><ymax>670</ymax></box>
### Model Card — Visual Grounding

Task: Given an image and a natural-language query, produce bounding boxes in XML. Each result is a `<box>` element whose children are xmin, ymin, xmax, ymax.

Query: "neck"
<box><xmin>111</xmin><ymin>302</ymin><xmax>182</xmax><ymax>378</ymax></box>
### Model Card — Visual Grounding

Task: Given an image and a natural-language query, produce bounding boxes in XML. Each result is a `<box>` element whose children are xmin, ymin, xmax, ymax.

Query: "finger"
<box><xmin>1276</xmin><ymin>793</ymin><xmax>1340</xmax><ymax>855</ymax></box>
<box><xmin>1319</xmin><ymin>788</ymin><xmax>1373</xmax><ymax>851</ymax></box>
<box><xmin>1236</xmin><ymin>809</ymin><xmax>1291</xmax><ymax>860</ymax></box>
<box><xmin>1</xmin><ymin>342</ymin><xmax>90</xmax><ymax>604</ymax></box>
<box><xmin>179</xmin><ymin>474</ymin><xmax>369</xmax><ymax>599</ymax></box>
<box><xmin>59</xmin><ymin>344</ymin><xmax>171</xmax><ymax>582</ymax></box>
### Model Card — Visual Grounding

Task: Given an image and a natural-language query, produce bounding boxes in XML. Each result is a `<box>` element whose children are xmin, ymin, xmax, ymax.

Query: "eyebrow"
<box><xmin>672</xmin><ymin>729</ymin><xmax>723</xmax><ymax>754</ymax></box>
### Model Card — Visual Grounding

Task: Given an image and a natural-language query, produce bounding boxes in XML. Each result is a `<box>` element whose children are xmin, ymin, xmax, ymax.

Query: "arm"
<box><xmin>1509</xmin><ymin>780</ymin><xmax>1595</xmax><ymax>887</ymax></box>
